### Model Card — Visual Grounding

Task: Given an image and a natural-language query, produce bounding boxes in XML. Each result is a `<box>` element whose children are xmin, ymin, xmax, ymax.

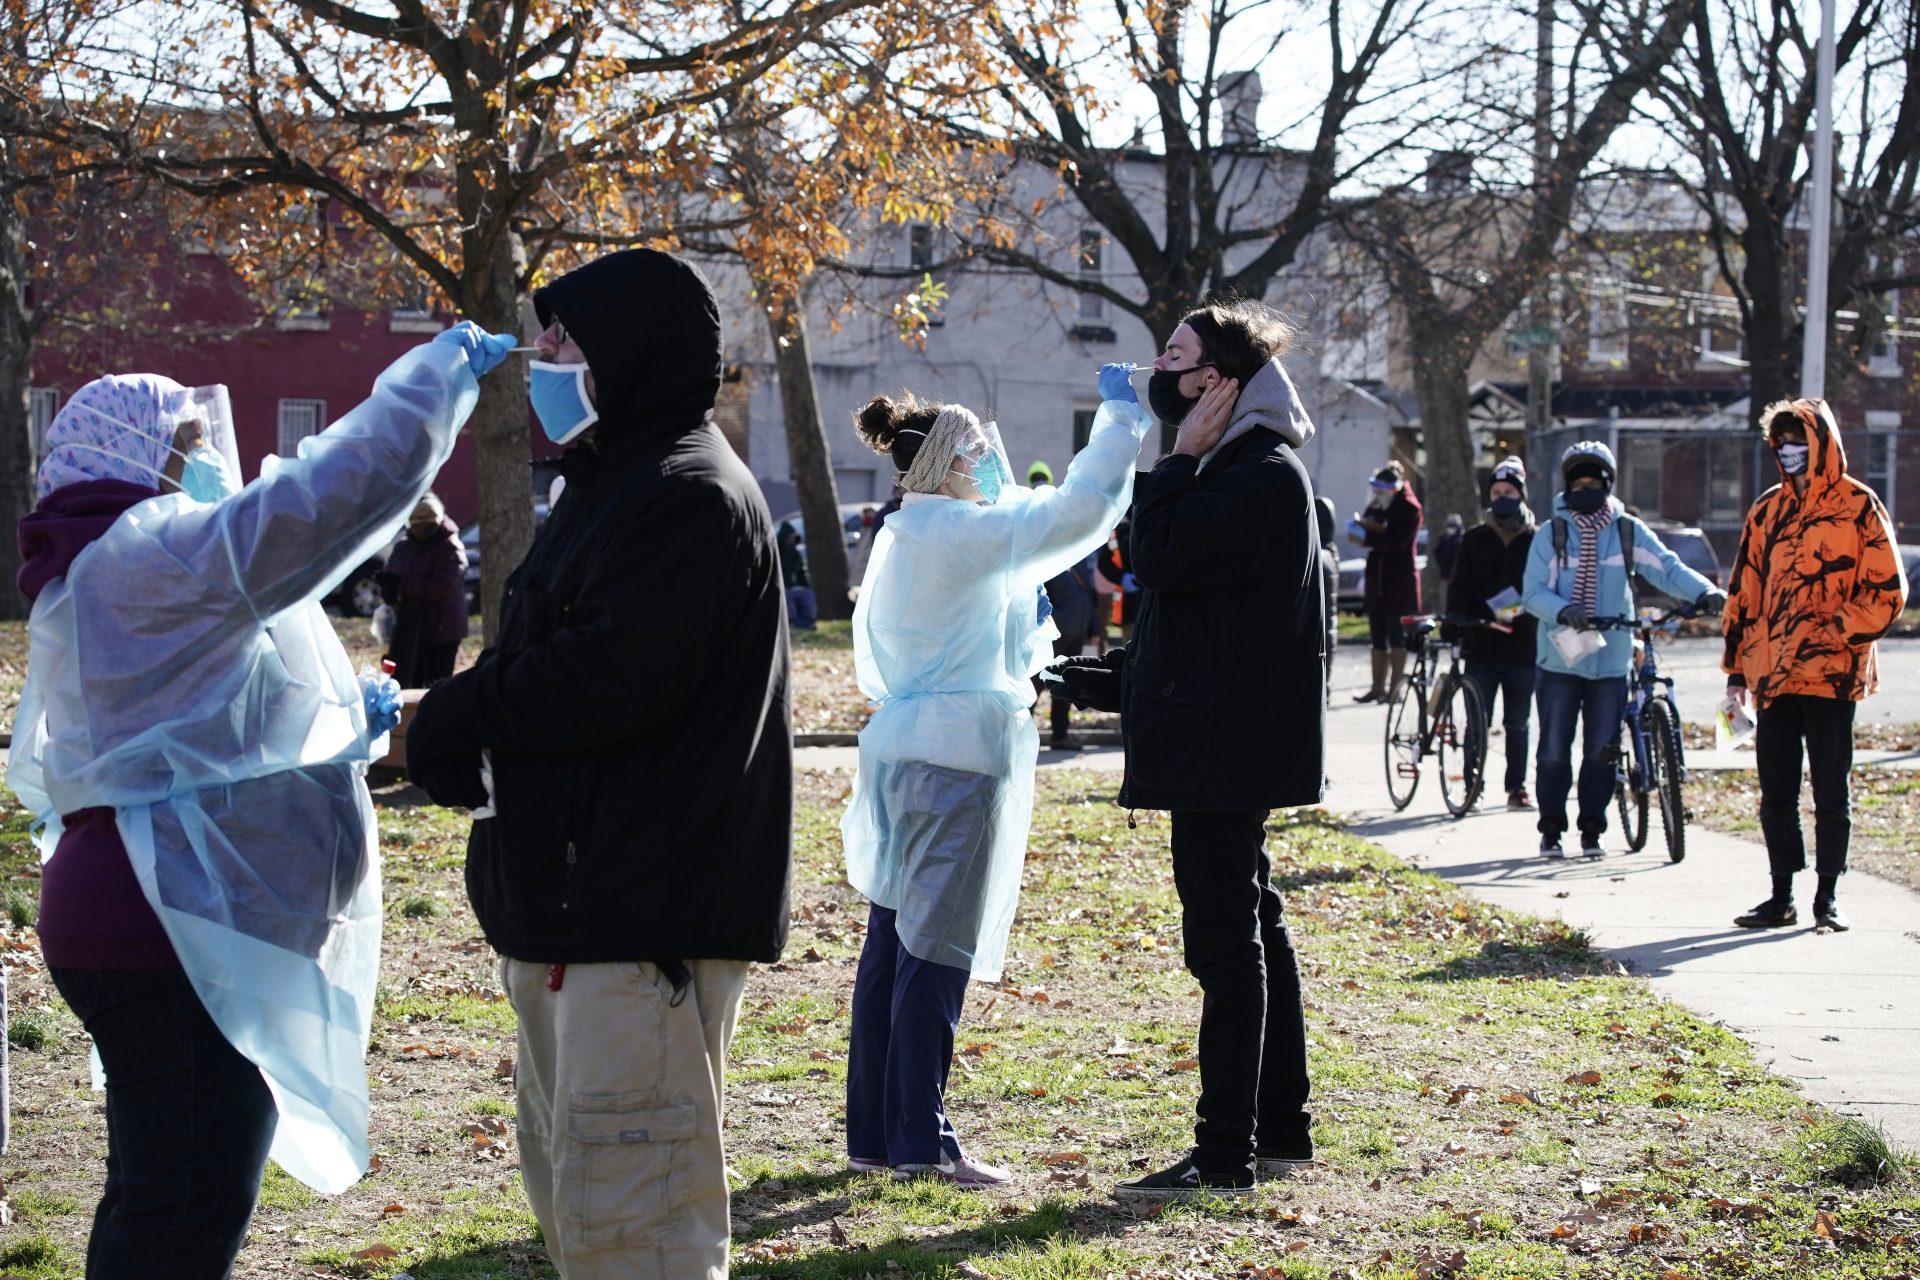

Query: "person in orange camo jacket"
<box><xmin>1722</xmin><ymin>399</ymin><xmax>1909</xmax><ymax>932</ymax></box>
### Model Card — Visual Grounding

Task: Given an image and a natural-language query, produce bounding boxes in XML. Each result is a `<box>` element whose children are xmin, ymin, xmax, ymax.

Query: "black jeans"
<box><xmin>1168</xmin><ymin>810</ymin><xmax>1312</xmax><ymax>1178</ymax></box>
<box><xmin>49</xmin><ymin>967</ymin><xmax>277</xmax><ymax>1280</ymax></box>
<box><xmin>1755</xmin><ymin>693</ymin><xmax>1856</xmax><ymax>881</ymax></box>
<box><xmin>1465</xmin><ymin>662</ymin><xmax>1535</xmax><ymax>794</ymax></box>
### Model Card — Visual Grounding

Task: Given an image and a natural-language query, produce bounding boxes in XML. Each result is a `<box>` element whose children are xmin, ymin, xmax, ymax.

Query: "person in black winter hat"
<box><xmin>1446</xmin><ymin>456</ymin><xmax>1539</xmax><ymax>809</ymax></box>
<box><xmin>405</xmin><ymin>249</ymin><xmax>792</xmax><ymax>1280</ymax></box>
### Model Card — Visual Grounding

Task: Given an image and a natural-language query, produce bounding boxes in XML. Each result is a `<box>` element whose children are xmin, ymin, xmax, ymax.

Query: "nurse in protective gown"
<box><xmin>840</xmin><ymin>379</ymin><xmax>1148</xmax><ymax>1182</ymax></box>
<box><xmin>8</xmin><ymin>324</ymin><xmax>512</xmax><ymax>1277</ymax></box>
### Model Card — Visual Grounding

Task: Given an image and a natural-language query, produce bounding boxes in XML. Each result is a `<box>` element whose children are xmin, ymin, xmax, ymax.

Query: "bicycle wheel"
<box><xmin>1436</xmin><ymin>673</ymin><xmax>1487</xmax><ymax>817</ymax></box>
<box><xmin>1614</xmin><ymin>732</ymin><xmax>1649</xmax><ymax>851</ymax></box>
<box><xmin>1383</xmin><ymin>675</ymin><xmax>1423</xmax><ymax>811</ymax></box>
<box><xmin>1648</xmin><ymin>696</ymin><xmax>1686</xmax><ymax>862</ymax></box>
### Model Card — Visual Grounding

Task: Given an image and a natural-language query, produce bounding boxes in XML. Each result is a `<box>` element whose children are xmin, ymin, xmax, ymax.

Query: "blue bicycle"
<box><xmin>1588</xmin><ymin>603</ymin><xmax>1698</xmax><ymax>861</ymax></box>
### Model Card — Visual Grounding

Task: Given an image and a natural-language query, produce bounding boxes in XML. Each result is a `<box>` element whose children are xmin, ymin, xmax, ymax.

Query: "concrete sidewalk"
<box><xmin>1322</xmin><ymin>669</ymin><xmax>1920</xmax><ymax>1151</ymax></box>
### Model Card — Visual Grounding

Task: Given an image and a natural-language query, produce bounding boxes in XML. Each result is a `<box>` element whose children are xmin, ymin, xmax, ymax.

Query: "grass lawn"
<box><xmin>4</xmin><ymin>768</ymin><xmax>1916</xmax><ymax>1279</ymax></box>
<box><xmin>1686</xmin><ymin>766</ymin><xmax>1920</xmax><ymax>896</ymax></box>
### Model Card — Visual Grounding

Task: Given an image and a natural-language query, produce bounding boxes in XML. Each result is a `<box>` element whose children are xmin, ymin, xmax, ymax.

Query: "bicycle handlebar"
<box><xmin>1399</xmin><ymin>613</ymin><xmax>1514</xmax><ymax>634</ymax></box>
<box><xmin>1586</xmin><ymin>601</ymin><xmax>1707</xmax><ymax>631</ymax></box>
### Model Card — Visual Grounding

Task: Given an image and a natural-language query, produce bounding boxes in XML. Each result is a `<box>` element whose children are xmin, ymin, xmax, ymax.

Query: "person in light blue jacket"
<box><xmin>1522</xmin><ymin>441</ymin><xmax>1724</xmax><ymax>858</ymax></box>
<box><xmin>8</xmin><ymin>324</ymin><xmax>512</xmax><ymax>1277</ymax></box>
<box><xmin>840</xmin><ymin>376</ymin><xmax>1148</xmax><ymax>1185</ymax></box>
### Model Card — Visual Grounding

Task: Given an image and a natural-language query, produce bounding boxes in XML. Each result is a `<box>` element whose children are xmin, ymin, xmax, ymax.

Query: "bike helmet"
<box><xmin>1559</xmin><ymin>440</ymin><xmax>1616</xmax><ymax>487</ymax></box>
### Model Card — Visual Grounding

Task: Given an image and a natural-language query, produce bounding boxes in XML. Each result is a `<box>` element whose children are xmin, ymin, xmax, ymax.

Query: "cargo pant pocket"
<box><xmin>560</xmin><ymin>1093</ymin><xmax>697</xmax><ymax>1250</ymax></box>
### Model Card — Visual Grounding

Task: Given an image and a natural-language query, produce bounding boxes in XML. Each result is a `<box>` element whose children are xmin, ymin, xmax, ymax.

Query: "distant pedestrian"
<box><xmin>380</xmin><ymin>491</ymin><xmax>468</xmax><ymax>687</ymax></box>
<box><xmin>1096</xmin><ymin>517</ymin><xmax>1141</xmax><ymax>641</ymax></box>
<box><xmin>1435</xmin><ymin>512</ymin><xmax>1465</xmax><ymax>584</ymax></box>
<box><xmin>1723</xmin><ymin>400</ymin><xmax>1908</xmax><ymax>931</ymax></box>
<box><xmin>1351</xmin><ymin>462</ymin><xmax>1421</xmax><ymax>702</ymax></box>
<box><xmin>1446</xmin><ymin>458</ymin><xmax>1537</xmax><ymax>809</ymax></box>
<box><xmin>1315</xmin><ymin>496</ymin><xmax>1338</xmax><ymax>689</ymax></box>
<box><xmin>1038</xmin><ymin>552</ymin><xmax>1104</xmax><ymax>750</ymax></box>
<box><xmin>1027</xmin><ymin>459</ymin><xmax>1054</xmax><ymax>487</ymax></box>
<box><xmin>779</xmin><ymin>520</ymin><xmax>817</xmax><ymax>630</ymax></box>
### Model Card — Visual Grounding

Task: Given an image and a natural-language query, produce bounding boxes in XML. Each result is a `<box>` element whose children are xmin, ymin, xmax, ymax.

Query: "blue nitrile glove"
<box><xmin>362</xmin><ymin>674</ymin><xmax>403</xmax><ymax>738</ymax></box>
<box><xmin>434</xmin><ymin>322</ymin><xmax>518</xmax><ymax>377</ymax></box>
<box><xmin>1098</xmin><ymin>363</ymin><xmax>1139</xmax><ymax>404</ymax></box>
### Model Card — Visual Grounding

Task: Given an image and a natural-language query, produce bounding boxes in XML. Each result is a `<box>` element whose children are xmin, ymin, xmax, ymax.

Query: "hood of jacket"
<box><xmin>1200</xmin><ymin>357</ymin><xmax>1314</xmax><ymax>470</ymax></box>
<box><xmin>1763</xmin><ymin>397</ymin><xmax>1847</xmax><ymax>497</ymax></box>
<box><xmin>533</xmin><ymin>249</ymin><xmax>723</xmax><ymax>452</ymax></box>
<box><xmin>17</xmin><ymin>478</ymin><xmax>159</xmax><ymax>602</ymax></box>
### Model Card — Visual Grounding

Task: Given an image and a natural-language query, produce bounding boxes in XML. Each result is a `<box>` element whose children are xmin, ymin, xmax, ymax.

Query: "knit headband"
<box><xmin>897</xmin><ymin>404</ymin><xmax>980</xmax><ymax>494</ymax></box>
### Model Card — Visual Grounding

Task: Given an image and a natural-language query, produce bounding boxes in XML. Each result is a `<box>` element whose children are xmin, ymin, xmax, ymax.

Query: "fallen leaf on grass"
<box><xmin>494</xmin><ymin>1058</ymin><xmax>514</xmax><ymax>1079</ymax></box>
<box><xmin>1041</xmin><ymin>1150</ymin><xmax>1088</xmax><ymax>1166</ymax></box>
<box><xmin>1499</xmin><ymin>1088</ymin><xmax>1543</xmax><ymax>1106</ymax></box>
<box><xmin>1565</xmin><ymin>1070</ymin><xmax>1604</xmax><ymax>1086</ymax></box>
<box><xmin>828</xmin><ymin>1217</ymin><xmax>851</xmax><ymax>1247</ymax></box>
<box><xmin>1169</xmin><ymin>1058</ymin><xmax>1200</xmax><ymax>1072</ymax></box>
<box><xmin>351</xmin><ymin>1244</ymin><xmax>399</xmax><ymax>1261</ymax></box>
<box><xmin>381</xmin><ymin>1203</ymin><xmax>407</xmax><ymax>1216</ymax></box>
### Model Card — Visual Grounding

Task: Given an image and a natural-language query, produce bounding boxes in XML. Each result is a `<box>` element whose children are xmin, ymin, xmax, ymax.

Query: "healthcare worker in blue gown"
<box><xmin>7</xmin><ymin>323</ymin><xmax>514</xmax><ymax>1279</ymax></box>
<box><xmin>840</xmin><ymin>370</ymin><xmax>1148</xmax><ymax>1184</ymax></box>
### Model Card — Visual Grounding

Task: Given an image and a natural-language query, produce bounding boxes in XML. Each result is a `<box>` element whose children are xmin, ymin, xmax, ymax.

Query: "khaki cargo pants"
<box><xmin>504</xmin><ymin>958</ymin><xmax>748</xmax><ymax>1279</ymax></box>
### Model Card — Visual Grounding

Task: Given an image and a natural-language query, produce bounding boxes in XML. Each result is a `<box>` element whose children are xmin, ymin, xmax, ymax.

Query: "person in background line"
<box><xmin>1095</xmin><ymin>514</ymin><xmax>1142</xmax><ymax>642</ymax></box>
<box><xmin>405</xmin><ymin>249</ymin><xmax>792</xmax><ymax>1280</ymax></box>
<box><xmin>778</xmin><ymin>519</ymin><xmax>817</xmax><ymax>631</ymax></box>
<box><xmin>1723</xmin><ymin>400</ymin><xmax>1908</xmax><ymax>931</ymax></box>
<box><xmin>1446</xmin><ymin>458</ymin><xmax>1538</xmax><ymax>810</ymax></box>
<box><xmin>381</xmin><ymin>490</ymin><xmax>469</xmax><ymax>687</ymax></box>
<box><xmin>1351</xmin><ymin>461</ymin><xmax>1421</xmax><ymax>703</ymax></box>
<box><xmin>1027</xmin><ymin>459</ymin><xmax>1054</xmax><ymax>487</ymax></box>
<box><xmin>1434</xmin><ymin>512</ymin><xmax>1465</xmax><ymax>585</ymax></box>
<box><xmin>843</xmin><ymin>384</ymin><xmax>1144</xmax><ymax>1185</ymax></box>
<box><xmin>848</xmin><ymin>487</ymin><xmax>903</xmax><ymax>597</ymax></box>
<box><xmin>1522</xmin><ymin>441</ymin><xmax>1724</xmax><ymax>859</ymax></box>
<box><xmin>1037</xmin><ymin>550</ymin><xmax>1104</xmax><ymax>751</ymax></box>
<box><xmin>9</xmin><ymin>323</ymin><xmax>509</xmax><ymax>1277</ymax></box>
<box><xmin>1315</xmin><ymin>496</ymin><xmax>1339</xmax><ymax>691</ymax></box>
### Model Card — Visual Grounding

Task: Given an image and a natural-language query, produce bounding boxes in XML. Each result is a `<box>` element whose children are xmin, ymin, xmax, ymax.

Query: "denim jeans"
<box><xmin>1169</xmin><ymin>810</ymin><xmax>1312</xmax><ymax>1178</ymax></box>
<box><xmin>1465</xmin><ymin>662</ymin><xmax>1536</xmax><ymax>794</ymax></box>
<box><xmin>1755</xmin><ymin>693</ymin><xmax>1856</xmax><ymax>880</ymax></box>
<box><xmin>1533</xmin><ymin>669</ymin><xmax>1627</xmax><ymax>838</ymax></box>
<box><xmin>845</xmin><ymin>904</ymin><xmax>971</xmax><ymax>1166</ymax></box>
<box><xmin>786</xmin><ymin>585</ymin><xmax>817</xmax><ymax>630</ymax></box>
<box><xmin>48</xmin><ymin>967</ymin><xmax>277</xmax><ymax>1280</ymax></box>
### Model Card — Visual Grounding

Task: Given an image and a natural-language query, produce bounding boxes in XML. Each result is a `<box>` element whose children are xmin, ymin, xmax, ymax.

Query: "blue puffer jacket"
<box><xmin>1522</xmin><ymin>494</ymin><xmax>1714</xmax><ymax>678</ymax></box>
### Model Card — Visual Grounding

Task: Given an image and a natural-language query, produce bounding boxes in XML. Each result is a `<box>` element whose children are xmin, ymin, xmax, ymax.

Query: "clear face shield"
<box><xmin>951</xmin><ymin>419</ymin><xmax>1015</xmax><ymax>504</ymax></box>
<box><xmin>55</xmin><ymin>382</ymin><xmax>245</xmax><ymax>503</ymax></box>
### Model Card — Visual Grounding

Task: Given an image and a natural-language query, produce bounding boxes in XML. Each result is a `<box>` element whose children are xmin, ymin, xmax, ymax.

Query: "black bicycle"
<box><xmin>1383</xmin><ymin>615</ymin><xmax>1510</xmax><ymax>817</ymax></box>
<box><xmin>1587</xmin><ymin>603</ymin><xmax>1698</xmax><ymax>861</ymax></box>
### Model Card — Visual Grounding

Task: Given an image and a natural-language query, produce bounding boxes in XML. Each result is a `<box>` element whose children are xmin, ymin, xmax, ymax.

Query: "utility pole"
<box><xmin>1800</xmin><ymin>0</ymin><xmax>1837</xmax><ymax>398</ymax></box>
<box><xmin>1524</xmin><ymin>0</ymin><xmax>1555</xmax><ymax>499</ymax></box>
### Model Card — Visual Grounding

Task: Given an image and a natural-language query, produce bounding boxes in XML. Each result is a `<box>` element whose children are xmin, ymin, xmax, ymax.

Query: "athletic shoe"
<box><xmin>1733</xmin><ymin>898</ymin><xmax>1797</xmax><ymax>928</ymax></box>
<box><xmin>1539</xmin><ymin>834</ymin><xmax>1566</xmax><ymax>859</ymax></box>
<box><xmin>893</xmin><ymin>1151</ymin><xmax>1012</xmax><ymax>1188</ymax></box>
<box><xmin>1113</xmin><ymin>1155</ymin><xmax>1255</xmax><ymax>1203</ymax></box>
<box><xmin>1580</xmin><ymin>835</ymin><xmax>1605</xmax><ymax>859</ymax></box>
<box><xmin>1507</xmin><ymin>788</ymin><xmax>1533</xmax><ymax>810</ymax></box>
<box><xmin>1048</xmin><ymin>734</ymin><xmax>1085</xmax><ymax>753</ymax></box>
<box><xmin>1254</xmin><ymin>1150</ymin><xmax>1315</xmax><ymax>1179</ymax></box>
<box><xmin>847</xmin><ymin>1156</ymin><xmax>889</xmax><ymax>1173</ymax></box>
<box><xmin>1812</xmin><ymin>899</ymin><xmax>1850</xmax><ymax>932</ymax></box>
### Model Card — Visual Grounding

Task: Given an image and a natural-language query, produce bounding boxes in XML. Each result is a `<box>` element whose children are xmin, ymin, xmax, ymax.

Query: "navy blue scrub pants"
<box><xmin>845</xmin><ymin>904</ymin><xmax>971</xmax><ymax>1166</ymax></box>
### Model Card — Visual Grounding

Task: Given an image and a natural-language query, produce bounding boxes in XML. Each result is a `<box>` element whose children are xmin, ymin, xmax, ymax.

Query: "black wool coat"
<box><xmin>1444</xmin><ymin>521</ymin><xmax>1537</xmax><ymax>668</ymax></box>
<box><xmin>1118</xmin><ymin>427</ymin><xmax>1327</xmax><ymax>813</ymax></box>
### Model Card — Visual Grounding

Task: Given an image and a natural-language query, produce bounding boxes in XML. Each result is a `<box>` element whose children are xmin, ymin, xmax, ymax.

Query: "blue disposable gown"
<box><xmin>7</xmin><ymin>340</ymin><xmax>479</xmax><ymax>1192</ymax></box>
<box><xmin>842</xmin><ymin>399</ymin><xmax>1150</xmax><ymax>981</ymax></box>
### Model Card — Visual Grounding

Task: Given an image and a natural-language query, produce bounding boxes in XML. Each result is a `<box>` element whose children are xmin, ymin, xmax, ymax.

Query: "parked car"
<box><xmin>1634</xmin><ymin>520</ymin><xmax>1724</xmax><ymax>611</ymax></box>
<box><xmin>773</xmin><ymin>502</ymin><xmax>879</xmax><ymax>557</ymax></box>
<box><xmin>1900</xmin><ymin>544</ymin><xmax>1920</xmax><ymax>590</ymax></box>
<box><xmin>461</xmin><ymin>502</ymin><xmax>550</xmax><ymax>614</ymax></box>
<box><xmin>324</xmin><ymin>538</ymin><xmax>401</xmax><ymax>618</ymax></box>
<box><xmin>1335</xmin><ymin>527</ymin><xmax>1429</xmax><ymax>616</ymax></box>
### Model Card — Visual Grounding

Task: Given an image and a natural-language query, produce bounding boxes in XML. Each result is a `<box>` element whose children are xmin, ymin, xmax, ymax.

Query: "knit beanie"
<box><xmin>1487</xmin><ymin>457</ymin><xmax>1526</xmax><ymax>502</ymax></box>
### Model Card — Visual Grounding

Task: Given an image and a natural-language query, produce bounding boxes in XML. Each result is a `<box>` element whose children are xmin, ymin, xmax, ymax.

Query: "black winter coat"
<box><xmin>405</xmin><ymin>250</ymin><xmax>793</xmax><ymax>964</ymax></box>
<box><xmin>1118</xmin><ymin>428</ymin><xmax>1327</xmax><ymax>812</ymax></box>
<box><xmin>1445</xmin><ymin>520</ymin><xmax>1537</xmax><ymax>667</ymax></box>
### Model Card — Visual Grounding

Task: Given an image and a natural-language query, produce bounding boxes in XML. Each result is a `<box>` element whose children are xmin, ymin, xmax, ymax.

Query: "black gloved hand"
<box><xmin>1041</xmin><ymin>648</ymin><xmax>1126</xmax><ymax>714</ymax></box>
<box><xmin>1556</xmin><ymin>605</ymin><xmax>1591</xmax><ymax>632</ymax></box>
<box><xmin>404</xmin><ymin>684</ymin><xmax>489</xmax><ymax>810</ymax></box>
<box><xmin>1696</xmin><ymin>587</ymin><xmax>1728</xmax><ymax>617</ymax></box>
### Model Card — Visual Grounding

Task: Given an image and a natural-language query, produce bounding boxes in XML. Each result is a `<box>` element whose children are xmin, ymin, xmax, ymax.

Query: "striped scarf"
<box><xmin>1571</xmin><ymin>506</ymin><xmax>1616</xmax><ymax>617</ymax></box>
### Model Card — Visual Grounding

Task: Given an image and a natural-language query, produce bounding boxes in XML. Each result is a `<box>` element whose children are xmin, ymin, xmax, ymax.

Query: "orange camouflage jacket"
<box><xmin>1722</xmin><ymin>399</ymin><xmax>1909</xmax><ymax>707</ymax></box>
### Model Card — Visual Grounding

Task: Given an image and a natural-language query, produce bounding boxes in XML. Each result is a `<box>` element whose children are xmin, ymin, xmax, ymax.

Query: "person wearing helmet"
<box><xmin>1723</xmin><ymin>400</ymin><xmax>1908</xmax><ymax>931</ymax></box>
<box><xmin>1520</xmin><ymin>441</ymin><xmax>1726</xmax><ymax>858</ymax></box>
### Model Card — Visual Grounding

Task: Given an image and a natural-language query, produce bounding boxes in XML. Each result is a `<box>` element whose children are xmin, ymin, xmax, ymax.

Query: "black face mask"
<box><xmin>1147</xmin><ymin>365</ymin><xmax>1212</xmax><ymax>426</ymax></box>
<box><xmin>1489</xmin><ymin>497</ymin><xmax>1524</xmax><ymax>520</ymax></box>
<box><xmin>1565</xmin><ymin>487</ymin><xmax>1609</xmax><ymax>515</ymax></box>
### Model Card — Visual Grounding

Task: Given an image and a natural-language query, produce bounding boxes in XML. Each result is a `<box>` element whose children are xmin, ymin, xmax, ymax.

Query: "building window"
<box><xmin>908</xmin><ymin>224</ymin><xmax>933</xmax><ymax>271</ymax></box>
<box><xmin>1861</xmin><ymin>413</ymin><xmax>1897</xmax><ymax>507</ymax></box>
<box><xmin>1077</xmin><ymin>228</ymin><xmax>1105</xmax><ymax>322</ymax></box>
<box><xmin>1626</xmin><ymin>440</ymin><xmax>1663</xmax><ymax>515</ymax></box>
<box><xmin>1868</xmin><ymin>256</ymin><xmax>1900</xmax><ymax>378</ymax></box>
<box><xmin>1697</xmin><ymin>247</ymin><xmax>1744</xmax><ymax>367</ymax></box>
<box><xmin>1706</xmin><ymin>437</ymin><xmax>1744</xmax><ymax>520</ymax></box>
<box><xmin>277</xmin><ymin>399</ymin><xmax>326</xmax><ymax>456</ymax></box>
<box><xmin>1586</xmin><ymin>266</ymin><xmax>1628</xmax><ymax>366</ymax></box>
<box><xmin>1072</xmin><ymin>408</ymin><xmax>1096</xmax><ymax>454</ymax></box>
<box><xmin>28</xmin><ymin>387</ymin><xmax>59</xmax><ymax>463</ymax></box>
<box><xmin>275</xmin><ymin>277</ymin><xmax>331</xmax><ymax>332</ymax></box>
<box><xmin>389</xmin><ymin>278</ymin><xmax>440</xmax><ymax>334</ymax></box>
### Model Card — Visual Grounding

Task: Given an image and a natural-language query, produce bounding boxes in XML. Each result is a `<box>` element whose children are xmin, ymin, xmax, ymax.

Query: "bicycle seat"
<box><xmin>1399</xmin><ymin>614</ymin><xmax>1438</xmax><ymax>636</ymax></box>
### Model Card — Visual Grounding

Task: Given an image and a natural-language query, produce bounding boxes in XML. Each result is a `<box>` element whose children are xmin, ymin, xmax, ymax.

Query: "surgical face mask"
<box><xmin>1146</xmin><ymin>365</ymin><xmax>1211</xmax><ymax>425</ymax></box>
<box><xmin>529</xmin><ymin>360</ymin><xmax>598</xmax><ymax>445</ymax></box>
<box><xmin>952</xmin><ymin>451</ymin><xmax>1011</xmax><ymax>505</ymax></box>
<box><xmin>1490</xmin><ymin>496</ymin><xmax>1524</xmax><ymax>520</ymax></box>
<box><xmin>1776</xmin><ymin>442</ymin><xmax>1810</xmax><ymax>476</ymax></box>
<box><xmin>181</xmin><ymin>446</ymin><xmax>239</xmax><ymax>503</ymax></box>
<box><xmin>1565</xmin><ymin>486</ymin><xmax>1609</xmax><ymax>515</ymax></box>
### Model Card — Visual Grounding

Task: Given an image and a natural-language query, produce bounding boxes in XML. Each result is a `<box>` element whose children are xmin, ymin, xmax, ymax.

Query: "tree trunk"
<box><xmin>462</xmin><ymin>230</ymin><xmax>534</xmax><ymax>644</ymax></box>
<box><xmin>766</xmin><ymin>289</ymin><xmax>851</xmax><ymax>620</ymax></box>
<box><xmin>0</xmin><ymin>196</ymin><xmax>37</xmax><ymax>622</ymax></box>
<box><xmin>1741</xmin><ymin>230</ymin><xmax>1797</xmax><ymax>430</ymax></box>
<box><xmin>1407</xmin><ymin>327</ymin><xmax>1475</xmax><ymax>612</ymax></box>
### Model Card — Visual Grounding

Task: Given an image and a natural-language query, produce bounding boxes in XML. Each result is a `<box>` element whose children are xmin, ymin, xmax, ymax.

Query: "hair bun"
<box><xmin>856</xmin><ymin>395</ymin><xmax>904</xmax><ymax>452</ymax></box>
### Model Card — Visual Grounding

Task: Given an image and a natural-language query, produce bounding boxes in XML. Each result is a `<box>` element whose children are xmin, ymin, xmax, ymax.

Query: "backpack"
<box><xmin>1551</xmin><ymin>514</ymin><xmax>1636</xmax><ymax>589</ymax></box>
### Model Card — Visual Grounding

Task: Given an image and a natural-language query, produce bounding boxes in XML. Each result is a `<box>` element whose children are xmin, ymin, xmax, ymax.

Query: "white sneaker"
<box><xmin>893</xmin><ymin>1151</ymin><xmax>1012</xmax><ymax>1188</ymax></box>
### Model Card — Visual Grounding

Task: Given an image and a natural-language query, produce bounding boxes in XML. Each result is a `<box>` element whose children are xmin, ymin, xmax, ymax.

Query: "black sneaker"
<box><xmin>1733</xmin><ymin>897</ymin><xmax>1797</xmax><ymax>928</ymax></box>
<box><xmin>1254</xmin><ymin>1147</ymin><xmax>1315</xmax><ymax>1179</ymax></box>
<box><xmin>1113</xmin><ymin>1155</ymin><xmax>1254</xmax><ymax>1202</ymax></box>
<box><xmin>1047</xmin><ymin>734</ymin><xmax>1085</xmax><ymax>753</ymax></box>
<box><xmin>1812</xmin><ymin>899</ymin><xmax>1850</xmax><ymax>932</ymax></box>
<box><xmin>1539</xmin><ymin>833</ymin><xmax>1566</xmax><ymax>860</ymax></box>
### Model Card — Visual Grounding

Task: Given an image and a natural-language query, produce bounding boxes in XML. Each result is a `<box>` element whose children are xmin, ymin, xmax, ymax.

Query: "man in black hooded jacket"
<box><xmin>405</xmin><ymin>249</ymin><xmax>792</xmax><ymax>1279</ymax></box>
